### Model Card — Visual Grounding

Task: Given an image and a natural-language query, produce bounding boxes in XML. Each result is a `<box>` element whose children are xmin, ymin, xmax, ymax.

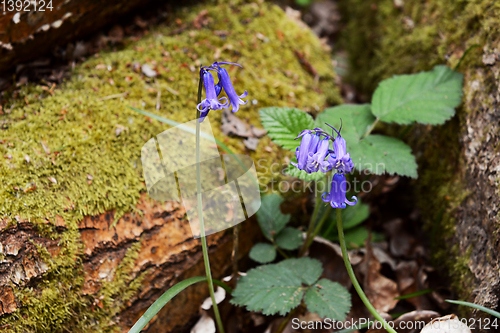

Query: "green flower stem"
<box><xmin>196</xmin><ymin>72</ymin><xmax>225</xmax><ymax>333</ymax></box>
<box><xmin>336</xmin><ymin>208</ymin><xmax>397</xmax><ymax>333</ymax></box>
<box><xmin>300</xmin><ymin>186</ymin><xmax>322</xmax><ymax>256</ymax></box>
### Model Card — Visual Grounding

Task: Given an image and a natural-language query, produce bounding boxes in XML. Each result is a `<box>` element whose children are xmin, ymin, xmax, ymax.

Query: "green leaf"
<box><xmin>260</xmin><ymin>107</ymin><xmax>315</xmax><ymax>150</ymax></box>
<box><xmin>275</xmin><ymin>227</ymin><xmax>303</xmax><ymax>250</ymax></box>
<box><xmin>285</xmin><ymin>158</ymin><xmax>326</xmax><ymax>181</ymax></box>
<box><xmin>342</xmin><ymin>202</ymin><xmax>370</xmax><ymax>229</ymax></box>
<box><xmin>371</xmin><ymin>65</ymin><xmax>463</xmax><ymax>125</ymax></box>
<box><xmin>249</xmin><ymin>243</ymin><xmax>277</xmax><ymax>264</ymax></box>
<box><xmin>231</xmin><ymin>258</ymin><xmax>323</xmax><ymax>316</ymax></box>
<box><xmin>316</xmin><ymin>105</ymin><xmax>417</xmax><ymax>177</ymax></box>
<box><xmin>350</xmin><ymin>134</ymin><xmax>418</xmax><ymax>178</ymax></box>
<box><xmin>315</xmin><ymin>104</ymin><xmax>375</xmax><ymax>144</ymax></box>
<box><xmin>344</xmin><ymin>226</ymin><xmax>369</xmax><ymax>248</ymax></box>
<box><xmin>256</xmin><ymin>194</ymin><xmax>291</xmax><ymax>241</ymax></box>
<box><xmin>305</xmin><ymin>279</ymin><xmax>351</xmax><ymax>320</ymax></box>
<box><xmin>321</xmin><ymin>202</ymin><xmax>370</xmax><ymax>240</ymax></box>
<box><xmin>280</xmin><ymin>257</ymin><xmax>323</xmax><ymax>285</ymax></box>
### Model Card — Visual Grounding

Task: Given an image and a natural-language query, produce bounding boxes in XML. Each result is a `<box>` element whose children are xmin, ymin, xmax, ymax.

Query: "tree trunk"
<box><xmin>340</xmin><ymin>0</ymin><xmax>500</xmax><ymax>315</ymax></box>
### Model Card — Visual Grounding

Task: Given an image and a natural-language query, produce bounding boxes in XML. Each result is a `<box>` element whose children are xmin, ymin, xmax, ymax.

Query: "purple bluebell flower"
<box><xmin>211</xmin><ymin>62</ymin><xmax>248</xmax><ymax>113</ymax></box>
<box><xmin>197</xmin><ymin>68</ymin><xmax>228</xmax><ymax>122</ymax></box>
<box><xmin>305</xmin><ymin>138</ymin><xmax>331</xmax><ymax>173</ymax></box>
<box><xmin>325</xmin><ymin>123</ymin><xmax>354</xmax><ymax>173</ymax></box>
<box><xmin>291</xmin><ymin>132</ymin><xmax>315</xmax><ymax>170</ymax></box>
<box><xmin>322</xmin><ymin>173</ymin><xmax>357</xmax><ymax>209</ymax></box>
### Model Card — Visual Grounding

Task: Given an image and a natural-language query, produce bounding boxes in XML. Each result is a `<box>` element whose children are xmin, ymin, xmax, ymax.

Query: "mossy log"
<box><xmin>0</xmin><ymin>0</ymin><xmax>176</xmax><ymax>74</ymax></box>
<box><xmin>340</xmin><ymin>0</ymin><xmax>500</xmax><ymax>316</ymax></box>
<box><xmin>0</xmin><ymin>1</ymin><xmax>341</xmax><ymax>332</ymax></box>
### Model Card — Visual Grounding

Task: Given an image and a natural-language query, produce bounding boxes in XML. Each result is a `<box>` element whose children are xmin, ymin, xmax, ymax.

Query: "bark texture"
<box><xmin>340</xmin><ymin>0</ymin><xmax>500</xmax><ymax>316</ymax></box>
<box><xmin>0</xmin><ymin>0</ymin><xmax>176</xmax><ymax>74</ymax></box>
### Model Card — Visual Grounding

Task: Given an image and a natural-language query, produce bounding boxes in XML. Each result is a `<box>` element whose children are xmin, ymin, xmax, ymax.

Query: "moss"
<box><xmin>340</xmin><ymin>0</ymin><xmax>500</xmax><ymax>93</ymax></box>
<box><xmin>0</xmin><ymin>1</ymin><xmax>339</xmax><ymax>331</ymax></box>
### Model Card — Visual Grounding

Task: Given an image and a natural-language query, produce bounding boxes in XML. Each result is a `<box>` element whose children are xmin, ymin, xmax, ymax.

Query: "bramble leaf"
<box><xmin>231</xmin><ymin>258</ymin><xmax>323</xmax><ymax>316</ymax></box>
<box><xmin>260</xmin><ymin>107</ymin><xmax>315</xmax><ymax>150</ymax></box>
<box><xmin>275</xmin><ymin>227</ymin><xmax>303</xmax><ymax>250</ymax></box>
<box><xmin>371</xmin><ymin>65</ymin><xmax>463</xmax><ymax>125</ymax></box>
<box><xmin>256</xmin><ymin>194</ymin><xmax>290</xmax><ymax>241</ymax></box>
<box><xmin>305</xmin><ymin>279</ymin><xmax>351</xmax><ymax>320</ymax></box>
<box><xmin>249</xmin><ymin>243</ymin><xmax>277</xmax><ymax>264</ymax></box>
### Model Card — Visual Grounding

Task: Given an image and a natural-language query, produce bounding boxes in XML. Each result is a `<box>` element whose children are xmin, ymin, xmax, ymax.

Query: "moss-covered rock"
<box><xmin>0</xmin><ymin>1</ymin><xmax>341</xmax><ymax>331</ymax></box>
<box><xmin>340</xmin><ymin>0</ymin><xmax>500</xmax><ymax>316</ymax></box>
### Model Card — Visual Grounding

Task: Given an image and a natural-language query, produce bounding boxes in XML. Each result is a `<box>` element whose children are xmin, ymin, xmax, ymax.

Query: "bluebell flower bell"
<box><xmin>291</xmin><ymin>132</ymin><xmax>315</xmax><ymax>170</ymax></box>
<box><xmin>322</xmin><ymin>173</ymin><xmax>357</xmax><ymax>209</ymax></box>
<box><xmin>305</xmin><ymin>138</ymin><xmax>331</xmax><ymax>173</ymax></box>
<box><xmin>197</xmin><ymin>68</ymin><xmax>228</xmax><ymax>122</ymax></box>
<box><xmin>325</xmin><ymin>123</ymin><xmax>354</xmax><ymax>174</ymax></box>
<box><xmin>211</xmin><ymin>62</ymin><xmax>248</xmax><ymax>113</ymax></box>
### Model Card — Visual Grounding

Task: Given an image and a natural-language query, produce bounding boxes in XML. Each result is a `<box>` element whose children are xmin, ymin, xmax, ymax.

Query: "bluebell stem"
<box><xmin>321</xmin><ymin>173</ymin><xmax>357</xmax><ymax>209</ymax></box>
<box><xmin>197</xmin><ymin>68</ymin><xmax>228</xmax><ymax>122</ymax></box>
<box><xmin>211</xmin><ymin>62</ymin><xmax>248</xmax><ymax>113</ymax></box>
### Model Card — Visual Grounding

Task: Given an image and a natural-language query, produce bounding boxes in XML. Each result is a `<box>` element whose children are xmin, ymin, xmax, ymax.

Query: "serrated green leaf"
<box><xmin>275</xmin><ymin>227</ymin><xmax>303</xmax><ymax>250</ymax></box>
<box><xmin>315</xmin><ymin>104</ymin><xmax>375</xmax><ymax>143</ymax></box>
<box><xmin>305</xmin><ymin>279</ymin><xmax>351</xmax><ymax>320</ymax></box>
<box><xmin>256</xmin><ymin>194</ymin><xmax>291</xmax><ymax>241</ymax></box>
<box><xmin>278</xmin><ymin>257</ymin><xmax>323</xmax><ymax>286</ymax></box>
<box><xmin>259</xmin><ymin>107</ymin><xmax>315</xmax><ymax>150</ymax></box>
<box><xmin>350</xmin><ymin>134</ymin><xmax>418</xmax><ymax>178</ymax></box>
<box><xmin>249</xmin><ymin>243</ymin><xmax>277</xmax><ymax>264</ymax></box>
<box><xmin>372</xmin><ymin>65</ymin><xmax>463</xmax><ymax>125</ymax></box>
<box><xmin>285</xmin><ymin>158</ymin><xmax>326</xmax><ymax>181</ymax></box>
<box><xmin>231</xmin><ymin>258</ymin><xmax>323</xmax><ymax>316</ymax></box>
<box><xmin>316</xmin><ymin>105</ymin><xmax>417</xmax><ymax>177</ymax></box>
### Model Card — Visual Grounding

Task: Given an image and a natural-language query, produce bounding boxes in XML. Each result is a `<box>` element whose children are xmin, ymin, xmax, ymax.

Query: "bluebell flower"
<box><xmin>325</xmin><ymin>123</ymin><xmax>354</xmax><ymax>173</ymax></box>
<box><xmin>197</xmin><ymin>68</ymin><xmax>228</xmax><ymax>122</ymax></box>
<box><xmin>305</xmin><ymin>138</ymin><xmax>331</xmax><ymax>173</ymax></box>
<box><xmin>211</xmin><ymin>62</ymin><xmax>248</xmax><ymax>113</ymax></box>
<box><xmin>291</xmin><ymin>132</ymin><xmax>315</xmax><ymax>170</ymax></box>
<box><xmin>291</xmin><ymin>129</ymin><xmax>332</xmax><ymax>173</ymax></box>
<box><xmin>322</xmin><ymin>173</ymin><xmax>357</xmax><ymax>209</ymax></box>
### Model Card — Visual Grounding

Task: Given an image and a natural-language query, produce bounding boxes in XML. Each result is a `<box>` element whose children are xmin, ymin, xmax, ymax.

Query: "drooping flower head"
<box><xmin>322</xmin><ymin>173</ymin><xmax>357</xmax><ymax>209</ymax></box>
<box><xmin>325</xmin><ymin>122</ymin><xmax>354</xmax><ymax>174</ymax></box>
<box><xmin>211</xmin><ymin>62</ymin><xmax>248</xmax><ymax>113</ymax></box>
<box><xmin>291</xmin><ymin>128</ymin><xmax>330</xmax><ymax>173</ymax></box>
<box><xmin>197</xmin><ymin>67</ymin><xmax>228</xmax><ymax>122</ymax></box>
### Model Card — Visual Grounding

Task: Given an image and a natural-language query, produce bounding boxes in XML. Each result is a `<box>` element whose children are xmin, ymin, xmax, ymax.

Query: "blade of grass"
<box><xmin>394</xmin><ymin>288</ymin><xmax>433</xmax><ymax>300</ymax></box>
<box><xmin>446</xmin><ymin>300</ymin><xmax>500</xmax><ymax>319</ymax></box>
<box><xmin>128</xmin><ymin>277</ymin><xmax>232</xmax><ymax>333</ymax></box>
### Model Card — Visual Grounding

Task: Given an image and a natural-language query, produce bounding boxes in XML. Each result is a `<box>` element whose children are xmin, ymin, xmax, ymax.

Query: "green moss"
<box><xmin>340</xmin><ymin>0</ymin><xmax>500</xmax><ymax>93</ymax></box>
<box><xmin>0</xmin><ymin>1</ymin><xmax>339</xmax><ymax>331</ymax></box>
